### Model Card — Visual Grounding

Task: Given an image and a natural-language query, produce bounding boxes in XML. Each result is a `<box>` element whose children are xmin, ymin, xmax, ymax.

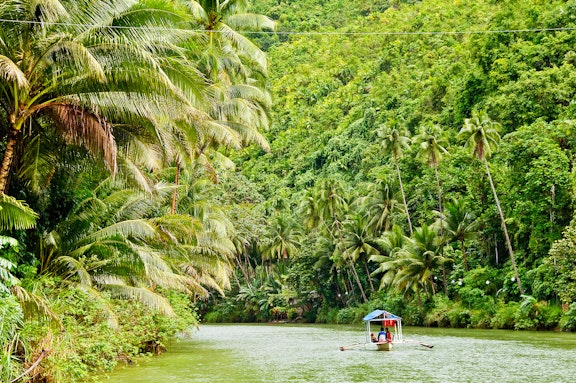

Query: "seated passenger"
<box><xmin>377</xmin><ymin>327</ymin><xmax>387</xmax><ymax>342</ymax></box>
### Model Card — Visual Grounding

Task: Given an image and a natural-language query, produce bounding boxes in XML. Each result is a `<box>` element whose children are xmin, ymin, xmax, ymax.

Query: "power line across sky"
<box><xmin>0</xmin><ymin>18</ymin><xmax>575</xmax><ymax>36</ymax></box>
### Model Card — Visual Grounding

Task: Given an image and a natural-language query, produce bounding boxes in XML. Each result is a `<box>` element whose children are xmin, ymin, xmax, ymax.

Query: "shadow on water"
<box><xmin>103</xmin><ymin>324</ymin><xmax>576</xmax><ymax>383</ymax></box>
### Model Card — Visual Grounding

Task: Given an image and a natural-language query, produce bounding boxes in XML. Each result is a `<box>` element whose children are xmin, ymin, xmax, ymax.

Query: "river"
<box><xmin>103</xmin><ymin>324</ymin><xmax>576</xmax><ymax>382</ymax></box>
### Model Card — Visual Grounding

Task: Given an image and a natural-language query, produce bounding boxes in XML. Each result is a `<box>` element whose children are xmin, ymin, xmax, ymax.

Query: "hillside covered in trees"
<box><xmin>2</xmin><ymin>0</ymin><xmax>576</xmax><ymax>381</ymax></box>
<box><xmin>207</xmin><ymin>0</ymin><xmax>576</xmax><ymax>328</ymax></box>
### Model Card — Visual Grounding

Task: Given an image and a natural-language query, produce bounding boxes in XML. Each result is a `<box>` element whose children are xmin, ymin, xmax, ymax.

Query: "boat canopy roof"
<box><xmin>362</xmin><ymin>309</ymin><xmax>402</xmax><ymax>322</ymax></box>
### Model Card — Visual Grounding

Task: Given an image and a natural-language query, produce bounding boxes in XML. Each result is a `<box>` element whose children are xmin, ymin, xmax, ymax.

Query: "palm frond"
<box><xmin>10</xmin><ymin>285</ymin><xmax>61</xmax><ymax>325</ymax></box>
<box><xmin>53</xmin><ymin>256</ymin><xmax>93</xmax><ymax>285</ymax></box>
<box><xmin>0</xmin><ymin>193</ymin><xmax>38</xmax><ymax>230</ymax></box>
<box><xmin>103</xmin><ymin>283</ymin><xmax>176</xmax><ymax>317</ymax></box>
<box><xmin>0</xmin><ymin>54</ymin><xmax>29</xmax><ymax>88</ymax></box>
<box><xmin>47</xmin><ymin>103</ymin><xmax>117</xmax><ymax>173</ymax></box>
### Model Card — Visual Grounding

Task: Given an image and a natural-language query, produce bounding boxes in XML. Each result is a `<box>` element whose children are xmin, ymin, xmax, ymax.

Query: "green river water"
<box><xmin>103</xmin><ymin>324</ymin><xmax>576</xmax><ymax>382</ymax></box>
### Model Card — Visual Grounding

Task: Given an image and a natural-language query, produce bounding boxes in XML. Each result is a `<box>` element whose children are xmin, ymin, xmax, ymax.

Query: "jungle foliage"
<box><xmin>4</xmin><ymin>0</ymin><xmax>576</xmax><ymax>381</ymax></box>
<box><xmin>207</xmin><ymin>0</ymin><xmax>576</xmax><ymax>332</ymax></box>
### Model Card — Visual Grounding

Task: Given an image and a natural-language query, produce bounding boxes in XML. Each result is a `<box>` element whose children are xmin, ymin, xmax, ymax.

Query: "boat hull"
<box><xmin>376</xmin><ymin>342</ymin><xmax>393</xmax><ymax>351</ymax></box>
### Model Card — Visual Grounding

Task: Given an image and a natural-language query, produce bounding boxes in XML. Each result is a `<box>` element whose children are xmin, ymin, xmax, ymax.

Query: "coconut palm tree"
<box><xmin>377</xmin><ymin>224</ymin><xmax>450</xmax><ymax>307</ymax></box>
<box><xmin>378</xmin><ymin>121</ymin><xmax>413</xmax><ymax>235</ymax></box>
<box><xmin>342</xmin><ymin>212</ymin><xmax>383</xmax><ymax>293</ymax></box>
<box><xmin>356</xmin><ymin>179</ymin><xmax>401</xmax><ymax>236</ymax></box>
<box><xmin>370</xmin><ymin>225</ymin><xmax>409</xmax><ymax>287</ymax></box>
<box><xmin>436</xmin><ymin>198</ymin><xmax>478</xmax><ymax>272</ymax></box>
<box><xmin>413</xmin><ymin>124</ymin><xmax>449</xmax><ymax>215</ymax></box>
<box><xmin>313</xmin><ymin>179</ymin><xmax>369</xmax><ymax>302</ymax></box>
<box><xmin>458</xmin><ymin>111</ymin><xmax>524</xmax><ymax>294</ymax></box>
<box><xmin>0</xmin><ymin>0</ymin><xmax>211</xmax><ymax>193</ymax></box>
<box><xmin>37</xmin><ymin>177</ymin><xmax>234</xmax><ymax>313</ymax></box>
<box><xmin>261</xmin><ymin>214</ymin><xmax>302</xmax><ymax>261</ymax></box>
<box><xmin>182</xmin><ymin>0</ymin><xmax>275</xmax><ymax>79</ymax></box>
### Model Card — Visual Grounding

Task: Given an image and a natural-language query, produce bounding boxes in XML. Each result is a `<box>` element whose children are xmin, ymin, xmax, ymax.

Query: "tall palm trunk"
<box><xmin>394</xmin><ymin>156</ymin><xmax>413</xmax><ymax>235</ymax></box>
<box><xmin>363</xmin><ymin>258</ymin><xmax>375</xmax><ymax>293</ymax></box>
<box><xmin>0</xmin><ymin>129</ymin><xmax>19</xmax><ymax>193</ymax></box>
<box><xmin>434</xmin><ymin>165</ymin><xmax>448</xmax><ymax>295</ymax></box>
<box><xmin>484</xmin><ymin>160</ymin><xmax>524</xmax><ymax>294</ymax></box>
<box><xmin>170</xmin><ymin>161</ymin><xmax>180</xmax><ymax>214</ymax></box>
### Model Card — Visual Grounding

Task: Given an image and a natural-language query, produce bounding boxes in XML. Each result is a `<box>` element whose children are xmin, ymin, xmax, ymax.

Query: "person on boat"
<box><xmin>377</xmin><ymin>327</ymin><xmax>387</xmax><ymax>342</ymax></box>
<box><xmin>371</xmin><ymin>333</ymin><xmax>377</xmax><ymax>343</ymax></box>
<box><xmin>385</xmin><ymin>327</ymin><xmax>393</xmax><ymax>342</ymax></box>
<box><xmin>378</xmin><ymin>327</ymin><xmax>393</xmax><ymax>343</ymax></box>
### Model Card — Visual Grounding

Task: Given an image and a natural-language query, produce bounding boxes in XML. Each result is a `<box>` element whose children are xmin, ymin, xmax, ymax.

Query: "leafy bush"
<box><xmin>315</xmin><ymin>304</ymin><xmax>339</xmax><ymax>324</ymax></box>
<box><xmin>491</xmin><ymin>301</ymin><xmax>519</xmax><ymax>329</ymax></box>
<box><xmin>424</xmin><ymin>295</ymin><xmax>452</xmax><ymax>327</ymax></box>
<box><xmin>560</xmin><ymin>303</ymin><xmax>576</xmax><ymax>331</ymax></box>
<box><xmin>447</xmin><ymin>306</ymin><xmax>471</xmax><ymax>328</ymax></box>
<box><xmin>336</xmin><ymin>307</ymin><xmax>357</xmax><ymax>324</ymax></box>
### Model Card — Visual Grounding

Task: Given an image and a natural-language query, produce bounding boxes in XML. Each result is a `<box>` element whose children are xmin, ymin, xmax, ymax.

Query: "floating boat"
<box><xmin>363</xmin><ymin>309</ymin><xmax>403</xmax><ymax>351</ymax></box>
<box><xmin>339</xmin><ymin>309</ymin><xmax>433</xmax><ymax>351</ymax></box>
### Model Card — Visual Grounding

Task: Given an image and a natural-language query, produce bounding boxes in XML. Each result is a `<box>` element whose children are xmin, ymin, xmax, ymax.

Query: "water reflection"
<box><xmin>105</xmin><ymin>324</ymin><xmax>576</xmax><ymax>383</ymax></box>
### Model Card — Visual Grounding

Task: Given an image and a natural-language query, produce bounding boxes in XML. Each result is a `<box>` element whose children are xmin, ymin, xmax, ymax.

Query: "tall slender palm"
<box><xmin>414</xmin><ymin>124</ymin><xmax>449</xmax><ymax>215</ymax></box>
<box><xmin>436</xmin><ymin>198</ymin><xmax>478</xmax><ymax>272</ymax></box>
<box><xmin>378</xmin><ymin>121</ymin><xmax>413</xmax><ymax>235</ymax></box>
<box><xmin>168</xmin><ymin>0</ymin><xmax>274</xmax><ymax>210</ymax></box>
<box><xmin>315</xmin><ymin>179</ymin><xmax>368</xmax><ymax>302</ymax></box>
<box><xmin>458</xmin><ymin>111</ymin><xmax>524</xmax><ymax>294</ymax></box>
<box><xmin>414</xmin><ymin>124</ymin><xmax>449</xmax><ymax>292</ymax></box>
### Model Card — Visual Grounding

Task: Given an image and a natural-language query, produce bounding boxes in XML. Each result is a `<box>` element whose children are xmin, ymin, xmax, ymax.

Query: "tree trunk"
<box><xmin>348</xmin><ymin>259</ymin><xmax>368</xmax><ymax>303</ymax></box>
<box><xmin>433</xmin><ymin>165</ymin><xmax>448</xmax><ymax>294</ymax></box>
<box><xmin>170</xmin><ymin>161</ymin><xmax>180</xmax><ymax>214</ymax></box>
<box><xmin>395</xmin><ymin>157</ymin><xmax>413</xmax><ymax>235</ymax></box>
<box><xmin>461</xmin><ymin>239</ymin><xmax>468</xmax><ymax>272</ymax></box>
<box><xmin>0</xmin><ymin>129</ymin><xmax>19</xmax><ymax>193</ymax></box>
<box><xmin>484</xmin><ymin>160</ymin><xmax>524</xmax><ymax>294</ymax></box>
<box><xmin>363</xmin><ymin>258</ymin><xmax>375</xmax><ymax>293</ymax></box>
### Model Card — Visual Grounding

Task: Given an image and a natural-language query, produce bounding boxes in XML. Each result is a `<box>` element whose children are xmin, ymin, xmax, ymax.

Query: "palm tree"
<box><xmin>378</xmin><ymin>121</ymin><xmax>413</xmax><ymax>235</ymax></box>
<box><xmin>458</xmin><ymin>111</ymin><xmax>524</xmax><ymax>294</ymax></box>
<box><xmin>377</xmin><ymin>224</ymin><xmax>450</xmax><ymax>307</ymax></box>
<box><xmin>261</xmin><ymin>214</ymin><xmax>302</xmax><ymax>261</ymax></box>
<box><xmin>0</xmin><ymin>0</ymin><xmax>212</xmax><ymax>193</ymax></box>
<box><xmin>167</xmin><ymin>0</ymin><xmax>274</xmax><ymax>210</ymax></box>
<box><xmin>183</xmin><ymin>0</ymin><xmax>275</xmax><ymax>80</ymax></box>
<box><xmin>414</xmin><ymin>124</ymin><xmax>449</xmax><ymax>215</ymax></box>
<box><xmin>370</xmin><ymin>225</ymin><xmax>409</xmax><ymax>288</ymax></box>
<box><xmin>313</xmin><ymin>179</ymin><xmax>368</xmax><ymax>302</ymax></box>
<box><xmin>37</xmin><ymin>178</ymin><xmax>234</xmax><ymax>313</ymax></box>
<box><xmin>342</xmin><ymin>212</ymin><xmax>383</xmax><ymax>293</ymax></box>
<box><xmin>356</xmin><ymin>179</ymin><xmax>401</xmax><ymax>236</ymax></box>
<box><xmin>437</xmin><ymin>198</ymin><xmax>478</xmax><ymax>272</ymax></box>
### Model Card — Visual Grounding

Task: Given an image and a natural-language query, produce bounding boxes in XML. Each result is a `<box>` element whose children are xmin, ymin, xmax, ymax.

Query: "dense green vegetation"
<box><xmin>207</xmin><ymin>0</ymin><xmax>576</xmax><ymax>331</ymax></box>
<box><xmin>3</xmin><ymin>0</ymin><xmax>576</xmax><ymax>381</ymax></box>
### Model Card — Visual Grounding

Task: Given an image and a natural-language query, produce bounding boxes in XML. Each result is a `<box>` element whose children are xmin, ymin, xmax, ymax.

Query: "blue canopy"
<box><xmin>362</xmin><ymin>309</ymin><xmax>401</xmax><ymax>322</ymax></box>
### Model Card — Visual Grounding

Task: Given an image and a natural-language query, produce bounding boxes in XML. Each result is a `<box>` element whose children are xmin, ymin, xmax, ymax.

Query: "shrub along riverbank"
<box><xmin>1</xmin><ymin>282</ymin><xmax>198</xmax><ymax>382</ymax></box>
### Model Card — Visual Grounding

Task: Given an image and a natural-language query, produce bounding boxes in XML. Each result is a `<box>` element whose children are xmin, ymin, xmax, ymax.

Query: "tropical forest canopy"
<box><xmin>2</xmin><ymin>0</ymin><xmax>576</xmax><ymax>381</ymax></box>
